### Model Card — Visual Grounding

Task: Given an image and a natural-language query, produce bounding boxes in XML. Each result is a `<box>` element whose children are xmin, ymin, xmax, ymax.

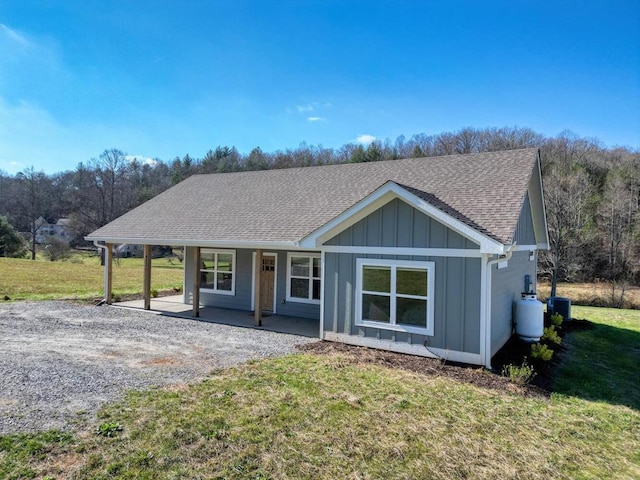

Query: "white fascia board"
<box><xmin>530</xmin><ymin>153</ymin><xmax>550</xmax><ymax>248</ymax></box>
<box><xmin>85</xmin><ymin>237</ymin><xmax>315</xmax><ymax>251</ymax></box>
<box><xmin>510</xmin><ymin>244</ymin><xmax>538</xmax><ymax>251</ymax></box>
<box><xmin>321</xmin><ymin>245</ymin><xmax>483</xmax><ymax>257</ymax></box>
<box><xmin>299</xmin><ymin>181</ymin><xmax>505</xmax><ymax>254</ymax></box>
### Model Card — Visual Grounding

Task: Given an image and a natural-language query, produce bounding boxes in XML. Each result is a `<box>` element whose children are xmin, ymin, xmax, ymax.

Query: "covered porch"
<box><xmin>113</xmin><ymin>295</ymin><xmax>319</xmax><ymax>338</ymax></box>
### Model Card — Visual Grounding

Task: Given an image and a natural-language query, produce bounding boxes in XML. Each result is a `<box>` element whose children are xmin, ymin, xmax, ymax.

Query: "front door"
<box><xmin>260</xmin><ymin>256</ymin><xmax>275</xmax><ymax>312</ymax></box>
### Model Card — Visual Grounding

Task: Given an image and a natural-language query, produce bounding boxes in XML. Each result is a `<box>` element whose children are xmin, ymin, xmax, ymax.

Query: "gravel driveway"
<box><xmin>0</xmin><ymin>301</ymin><xmax>315</xmax><ymax>435</ymax></box>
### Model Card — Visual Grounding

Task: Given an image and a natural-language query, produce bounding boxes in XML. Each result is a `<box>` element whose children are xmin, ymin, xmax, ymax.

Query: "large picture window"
<box><xmin>355</xmin><ymin>258</ymin><xmax>435</xmax><ymax>335</ymax></box>
<box><xmin>200</xmin><ymin>249</ymin><xmax>235</xmax><ymax>295</ymax></box>
<box><xmin>286</xmin><ymin>253</ymin><xmax>321</xmax><ymax>304</ymax></box>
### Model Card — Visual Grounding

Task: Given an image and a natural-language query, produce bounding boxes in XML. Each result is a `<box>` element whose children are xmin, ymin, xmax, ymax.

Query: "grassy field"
<box><xmin>1</xmin><ymin>306</ymin><xmax>638</xmax><ymax>479</ymax></box>
<box><xmin>0</xmin><ymin>253</ymin><xmax>184</xmax><ymax>301</ymax></box>
<box><xmin>537</xmin><ymin>281</ymin><xmax>640</xmax><ymax>309</ymax></box>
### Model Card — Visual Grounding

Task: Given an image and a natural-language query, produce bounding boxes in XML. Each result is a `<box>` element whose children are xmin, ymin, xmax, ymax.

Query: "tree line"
<box><xmin>1</xmin><ymin>126</ymin><xmax>638</xmax><ymax>294</ymax></box>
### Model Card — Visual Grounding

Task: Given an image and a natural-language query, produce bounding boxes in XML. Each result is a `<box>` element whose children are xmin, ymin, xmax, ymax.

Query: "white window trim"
<box><xmin>200</xmin><ymin>248</ymin><xmax>236</xmax><ymax>296</ymax></box>
<box><xmin>355</xmin><ymin>258</ymin><xmax>435</xmax><ymax>336</ymax></box>
<box><xmin>286</xmin><ymin>252</ymin><xmax>321</xmax><ymax>305</ymax></box>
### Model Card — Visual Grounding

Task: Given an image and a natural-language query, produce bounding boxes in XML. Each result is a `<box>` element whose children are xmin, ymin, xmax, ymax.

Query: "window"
<box><xmin>286</xmin><ymin>253</ymin><xmax>321</xmax><ymax>304</ymax></box>
<box><xmin>355</xmin><ymin>258</ymin><xmax>435</xmax><ymax>335</ymax></box>
<box><xmin>200</xmin><ymin>249</ymin><xmax>235</xmax><ymax>295</ymax></box>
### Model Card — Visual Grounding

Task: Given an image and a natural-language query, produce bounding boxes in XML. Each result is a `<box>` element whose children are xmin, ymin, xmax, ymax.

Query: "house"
<box><xmin>86</xmin><ymin>148</ymin><xmax>549</xmax><ymax>368</ymax></box>
<box><xmin>34</xmin><ymin>217</ymin><xmax>72</xmax><ymax>244</ymax></box>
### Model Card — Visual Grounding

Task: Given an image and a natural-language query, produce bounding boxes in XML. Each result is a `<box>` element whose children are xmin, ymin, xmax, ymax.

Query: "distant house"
<box><xmin>34</xmin><ymin>217</ymin><xmax>71</xmax><ymax>244</ymax></box>
<box><xmin>86</xmin><ymin>148</ymin><xmax>549</xmax><ymax>368</ymax></box>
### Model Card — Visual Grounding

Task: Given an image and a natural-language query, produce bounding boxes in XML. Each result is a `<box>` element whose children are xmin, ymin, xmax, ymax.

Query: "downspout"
<box><xmin>483</xmin><ymin>245</ymin><xmax>514</xmax><ymax>369</ymax></box>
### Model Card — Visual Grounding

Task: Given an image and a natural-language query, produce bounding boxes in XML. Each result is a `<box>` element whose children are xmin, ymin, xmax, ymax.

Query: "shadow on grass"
<box><xmin>553</xmin><ymin>320</ymin><xmax>640</xmax><ymax>410</ymax></box>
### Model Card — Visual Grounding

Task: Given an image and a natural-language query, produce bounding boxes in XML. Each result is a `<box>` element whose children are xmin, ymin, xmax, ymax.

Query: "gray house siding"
<box><xmin>324</xmin><ymin>253</ymin><xmax>482</xmax><ymax>353</ymax></box>
<box><xmin>323</xmin><ymin>199</ymin><xmax>482</xmax><ymax>355</ymax></box>
<box><xmin>513</xmin><ymin>193</ymin><xmax>536</xmax><ymax>246</ymax></box>
<box><xmin>183</xmin><ymin>247</ymin><xmax>320</xmax><ymax>319</ymax></box>
<box><xmin>184</xmin><ymin>247</ymin><xmax>253</xmax><ymax>310</ymax></box>
<box><xmin>325</xmin><ymin>198</ymin><xmax>480</xmax><ymax>249</ymax></box>
<box><xmin>275</xmin><ymin>252</ymin><xmax>321</xmax><ymax>320</ymax></box>
<box><xmin>490</xmin><ymin>250</ymin><xmax>536</xmax><ymax>355</ymax></box>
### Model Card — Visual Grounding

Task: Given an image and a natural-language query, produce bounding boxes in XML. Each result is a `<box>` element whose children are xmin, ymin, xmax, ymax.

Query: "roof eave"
<box><xmin>85</xmin><ymin>236</ymin><xmax>311</xmax><ymax>251</ymax></box>
<box><xmin>299</xmin><ymin>181</ymin><xmax>506</xmax><ymax>254</ymax></box>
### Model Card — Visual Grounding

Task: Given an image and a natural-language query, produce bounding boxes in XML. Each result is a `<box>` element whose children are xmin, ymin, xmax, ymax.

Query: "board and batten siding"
<box><xmin>323</xmin><ymin>198</ymin><xmax>482</xmax><ymax>355</ymax></box>
<box><xmin>183</xmin><ymin>247</ymin><xmax>320</xmax><ymax>319</ymax></box>
<box><xmin>325</xmin><ymin>198</ymin><xmax>480</xmax><ymax>249</ymax></box>
<box><xmin>513</xmin><ymin>193</ymin><xmax>536</xmax><ymax>246</ymax></box>
<box><xmin>490</xmin><ymin>250</ymin><xmax>536</xmax><ymax>355</ymax></box>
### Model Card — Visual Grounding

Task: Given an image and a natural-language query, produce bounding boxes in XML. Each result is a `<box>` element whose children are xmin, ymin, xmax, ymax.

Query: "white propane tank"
<box><xmin>516</xmin><ymin>293</ymin><xmax>544</xmax><ymax>342</ymax></box>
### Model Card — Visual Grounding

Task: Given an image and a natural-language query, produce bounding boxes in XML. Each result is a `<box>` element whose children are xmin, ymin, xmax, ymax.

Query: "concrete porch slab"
<box><xmin>114</xmin><ymin>295</ymin><xmax>319</xmax><ymax>338</ymax></box>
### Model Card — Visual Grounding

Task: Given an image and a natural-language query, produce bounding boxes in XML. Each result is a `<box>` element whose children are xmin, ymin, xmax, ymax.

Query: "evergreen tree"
<box><xmin>0</xmin><ymin>216</ymin><xmax>27</xmax><ymax>258</ymax></box>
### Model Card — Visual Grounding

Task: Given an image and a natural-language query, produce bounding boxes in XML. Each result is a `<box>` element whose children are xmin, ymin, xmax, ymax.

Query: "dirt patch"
<box><xmin>144</xmin><ymin>356</ymin><xmax>182</xmax><ymax>366</ymax></box>
<box><xmin>298</xmin><ymin>341</ymin><xmax>549</xmax><ymax>399</ymax></box>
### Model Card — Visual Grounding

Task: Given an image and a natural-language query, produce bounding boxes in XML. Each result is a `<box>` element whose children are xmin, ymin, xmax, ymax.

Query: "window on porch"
<box><xmin>200</xmin><ymin>249</ymin><xmax>235</xmax><ymax>295</ymax></box>
<box><xmin>286</xmin><ymin>253</ymin><xmax>321</xmax><ymax>304</ymax></box>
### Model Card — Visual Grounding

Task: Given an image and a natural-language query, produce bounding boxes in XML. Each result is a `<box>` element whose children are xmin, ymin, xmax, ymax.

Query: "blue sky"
<box><xmin>1</xmin><ymin>0</ymin><xmax>638</xmax><ymax>174</ymax></box>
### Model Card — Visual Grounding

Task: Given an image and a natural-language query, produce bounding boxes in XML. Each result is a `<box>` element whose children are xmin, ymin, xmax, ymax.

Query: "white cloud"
<box><xmin>0</xmin><ymin>96</ymin><xmax>145</xmax><ymax>174</ymax></box>
<box><xmin>307</xmin><ymin>116</ymin><xmax>325</xmax><ymax>122</ymax></box>
<box><xmin>0</xmin><ymin>22</ymin><xmax>68</xmax><ymax>94</ymax></box>
<box><xmin>0</xmin><ymin>23</ymin><xmax>31</xmax><ymax>47</ymax></box>
<box><xmin>356</xmin><ymin>134</ymin><xmax>377</xmax><ymax>145</ymax></box>
<box><xmin>126</xmin><ymin>155</ymin><xmax>158</xmax><ymax>166</ymax></box>
<box><xmin>296</xmin><ymin>104</ymin><xmax>314</xmax><ymax>113</ymax></box>
<box><xmin>288</xmin><ymin>101</ymin><xmax>333</xmax><ymax>115</ymax></box>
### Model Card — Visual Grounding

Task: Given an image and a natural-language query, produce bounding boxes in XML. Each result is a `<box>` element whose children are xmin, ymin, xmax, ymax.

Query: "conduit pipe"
<box><xmin>483</xmin><ymin>245</ymin><xmax>514</xmax><ymax>369</ymax></box>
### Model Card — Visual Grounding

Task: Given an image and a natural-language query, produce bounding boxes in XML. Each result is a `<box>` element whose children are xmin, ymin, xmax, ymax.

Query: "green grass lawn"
<box><xmin>0</xmin><ymin>253</ymin><xmax>184</xmax><ymax>301</ymax></box>
<box><xmin>553</xmin><ymin>306</ymin><xmax>640</xmax><ymax>410</ymax></box>
<box><xmin>1</xmin><ymin>305</ymin><xmax>639</xmax><ymax>479</ymax></box>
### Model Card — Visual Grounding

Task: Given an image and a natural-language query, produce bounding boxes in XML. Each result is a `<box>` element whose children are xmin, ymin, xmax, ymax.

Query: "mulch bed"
<box><xmin>298</xmin><ymin>318</ymin><xmax>595</xmax><ymax>398</ymax></box>
<box><xmin>298</xmin><ymin>341</ymin><xmax>549</xmax><ymax>399</ymax></box>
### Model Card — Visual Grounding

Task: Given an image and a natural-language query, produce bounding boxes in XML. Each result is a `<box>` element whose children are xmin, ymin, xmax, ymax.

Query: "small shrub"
<box><xmin>502</xmin><ymin>360</ymin><xmax>536</xmax><ymax>385</ymax></box>
<box><xmin>111</xmin><ymin>293</ymin><xmax>122</xmax><ymax>303</ymax></box>
<box><xmin>550</xmin><ymin>313</ymin><xmax>563</xmax><ymax>327</ymax></box>
<box><xmin>531</xmin><ymin>343</ymin><xmax>554</xmax><ymax>362</ymax></box>
<box><xmin>151</xmin><ymin>289</ymin><xmax>159</xmax><ymax>298</ymax></box>
<box><xmin>542</xmin><ymin>326</ymin><xmax>562</xmax><ymax>345</ymax></box>
<box><xmin>43</xmin><ymin>238</ymin><xmax>72</xmax><ymax>262</ymax></box>
<box><xmin>96</xmin><ymin>422</ymin><xmax>123</xmax><ymax>437</ymax></box>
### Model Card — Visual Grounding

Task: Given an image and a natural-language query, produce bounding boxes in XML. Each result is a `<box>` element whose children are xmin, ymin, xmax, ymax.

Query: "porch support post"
<box><xmin>193</xmin><ymin>247</ymin><xmax>200</xmax><ymax>317</ymax></box>
<box><xmin>143</xmin><ymin>244</ymin><xmax>152</xmax><ymax>310</ymax></box>
<box><xmin>254</xmin><ymin>249</ymin><xmax>262</xmax><ymax>326</ymax></box>
<box><xmin>105</xmin><ymin>242</ymin><xmax>113</xmax><ymax>305</ymax></box>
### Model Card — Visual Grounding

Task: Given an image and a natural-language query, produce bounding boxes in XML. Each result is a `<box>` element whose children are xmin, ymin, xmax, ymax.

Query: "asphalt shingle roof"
<box><xmin>87</xmin><ymin>148</ymin><xmax>539</xmax><ymax>246</ymax></box>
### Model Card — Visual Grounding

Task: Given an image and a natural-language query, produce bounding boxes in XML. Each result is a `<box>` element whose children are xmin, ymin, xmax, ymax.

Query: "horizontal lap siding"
<box><xmin>490</xmin><ymin>250</ymin><xmax>536</xmax><ymax>355</ymax></box>
<box><xmin>184</xmin><ymin>248</ymin><xmax>321</xmax><ymax>319</ymax></box>
<box><xmin>323</xmin><ymin>198</ymin><xmax>482</xmax><ymax>355</ymax></box>
<box><xmin>184</xmin><ymin>247</ymin><xmax>252</xmax><ymax>310</ymax></box>
<box><xmin>276</xmin><ymin>252</ymin><xmax>320</xmax><ymax>319</ymax></box>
